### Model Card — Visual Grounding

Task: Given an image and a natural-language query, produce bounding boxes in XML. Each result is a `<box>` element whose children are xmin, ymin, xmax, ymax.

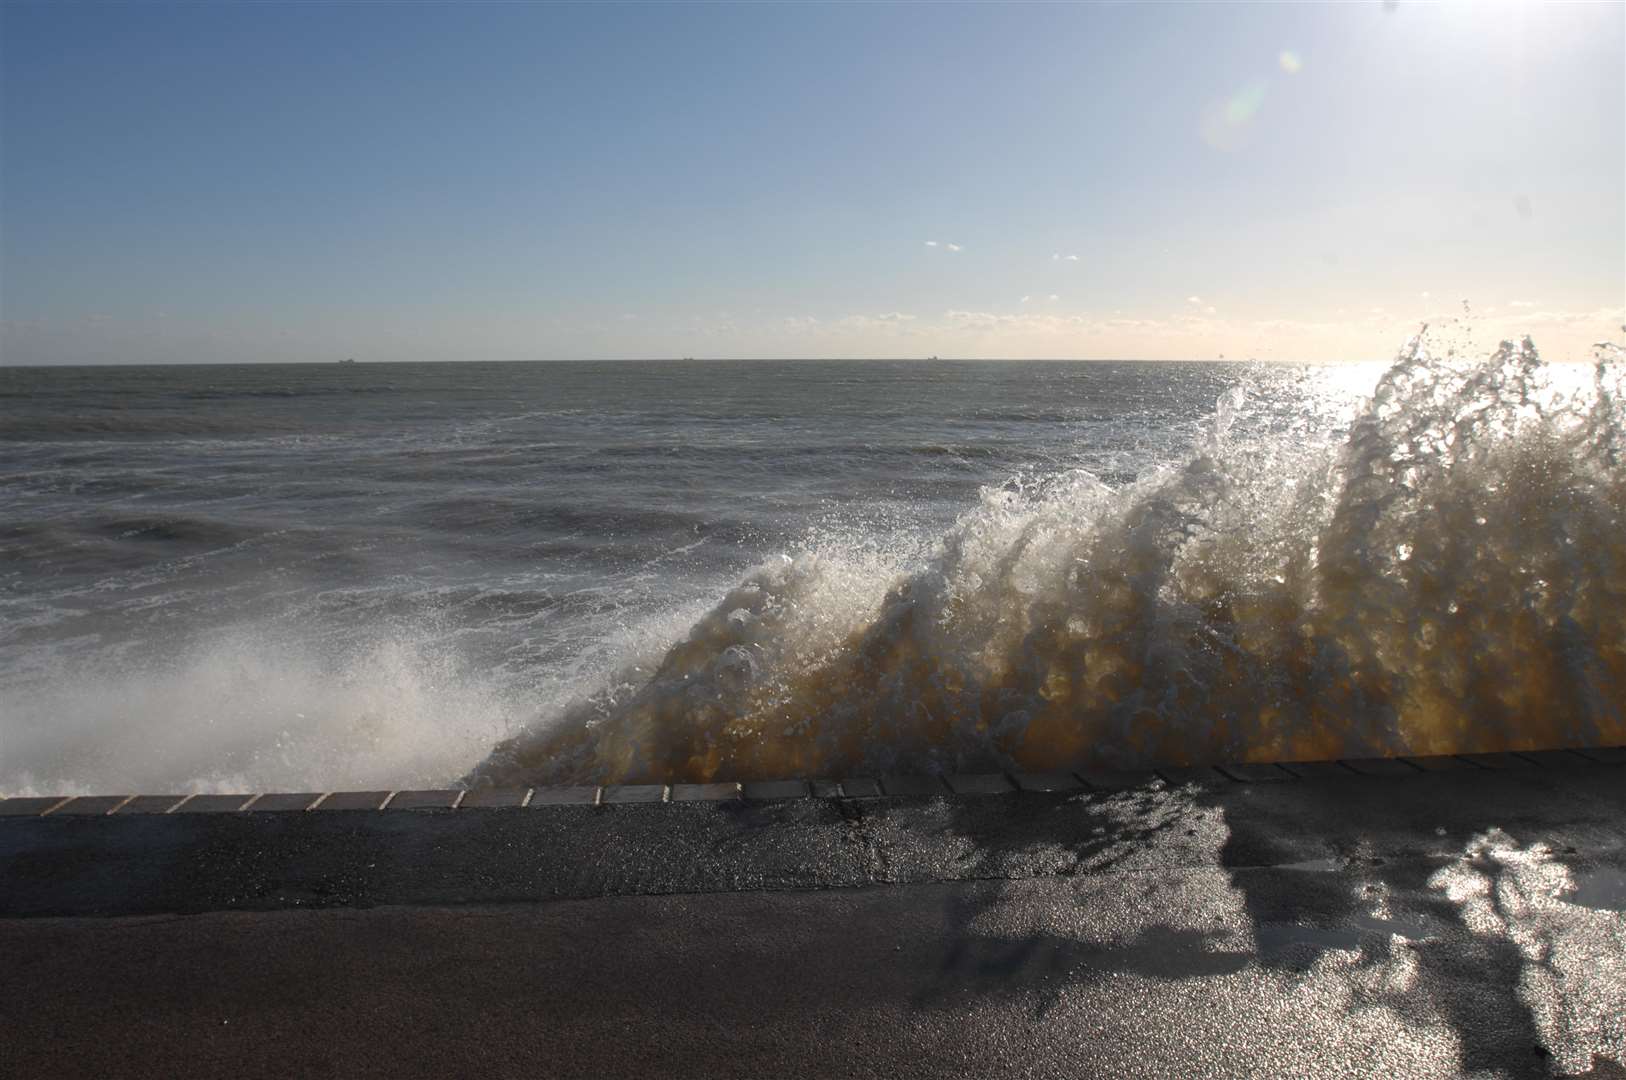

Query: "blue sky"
<box><xmin>2</xmin><ymin>1</ymin><xmax>1621</xmax><ymax>364</ymax></box>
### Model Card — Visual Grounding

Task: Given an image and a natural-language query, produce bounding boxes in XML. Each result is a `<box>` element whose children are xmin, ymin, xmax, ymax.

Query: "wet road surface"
<box><xmin>3</xmin><ymin>766</ymin><xmax>1624</xmax><ymax>1077</ymax></box>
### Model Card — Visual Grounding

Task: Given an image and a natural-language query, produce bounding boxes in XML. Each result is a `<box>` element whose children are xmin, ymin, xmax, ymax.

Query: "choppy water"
<box><xmin>3</xmin><ymin>342</ymin><xmax>1622</xmax><ymax>793</ymax></box>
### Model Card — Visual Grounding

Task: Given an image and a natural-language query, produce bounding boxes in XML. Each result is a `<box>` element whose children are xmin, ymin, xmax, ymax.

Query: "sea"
<box><xmin>3</xmin><ymin>341</ymin><xmax>1623</xmax><ymax>794</ymax></box>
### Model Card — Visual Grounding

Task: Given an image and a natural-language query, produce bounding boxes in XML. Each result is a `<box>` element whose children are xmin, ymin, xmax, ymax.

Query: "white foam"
<box><xmin>0</xmin><ymin>630</ymin><xmax>527</xmax><ymax>794</ymax></box>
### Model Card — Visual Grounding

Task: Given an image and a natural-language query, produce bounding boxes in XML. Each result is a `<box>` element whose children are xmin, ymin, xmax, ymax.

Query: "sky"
<box><xmin>1</xmin><ymin>1</ymin><xmax>1622</xmax><ymax>365</ymax></box>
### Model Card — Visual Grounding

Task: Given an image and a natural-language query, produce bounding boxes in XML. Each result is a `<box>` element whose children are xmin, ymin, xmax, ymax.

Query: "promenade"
<box><xmin>3</xmin><ymin>753</ymin><xmax>1623</xmax><ymax>1078</ymax></box>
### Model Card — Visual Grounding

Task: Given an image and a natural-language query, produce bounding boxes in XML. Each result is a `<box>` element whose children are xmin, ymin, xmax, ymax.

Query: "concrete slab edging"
<box><xmin>2</xmin><ymin>747</ymin><xmax>1621</xmax><ymax>819</ymax></box>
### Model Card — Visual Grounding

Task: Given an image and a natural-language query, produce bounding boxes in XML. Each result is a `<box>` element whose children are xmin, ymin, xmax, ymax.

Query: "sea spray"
<box><xmin>469</xmin><ymin>337</ymin><xmax>1626</xmax><ymax>785</ymax></box>
<box><xmin>1</xmin><ymin>629</ymin><xmax>524</xmax><ymax>795</ymax></box>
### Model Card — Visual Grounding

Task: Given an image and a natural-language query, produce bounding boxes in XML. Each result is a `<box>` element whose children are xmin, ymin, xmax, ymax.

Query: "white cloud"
<box><xmin>1510</xmin><ymin>300</ymin><xmax>1536</xmax><ymax>308</ymax></box>
<box><xmin>835</xmin><ymin>312</ymin><xmax>920</xmax><ymax>333</ymax></box>
<box><xmin>1187</xmin><ymin>296</ymin><xmax>1203</xmax><ymax>305</ymax></box>
<box><xmin>1048</xmin><ymin>294</ymin><xmax>1059</xmax><ymax>301</ymax></box>
<box><xmin>1420</xmin><ymin>291</ymin><xmax>1431</xmax><ymax>299</ymax></box>
<box><xmin>1204</xmin><ymin>306</ymin><xmax>1216</xmax><ymax>315</ymax></box>
<box><xmin>924</xmin><ymin>240</ymin><xmax>938</xmax><ymax>247</ymax></box>
<box><xmin>944</xmin><ymin>309</ymin><xmax>1090</xmax><ymax>332</ymax></box>
<box><xmin>1020</xmin><ymin>296</ymin><xmax>1032</xmax><ymax>304</ymax></box>
<box><xmin>687</xmin><ymin>315</ymin><xmax>739</xmax><ymax>336</ymax></box>
<box><xmin>945</xmin><ymin>243</ymin><xmax>963</xmax><ymax>252</ymax></box>
<box><xmin>1051</xmin><ymin>253</ymin><xmax>1081</xmax><ymax>262</ymax></box>
<box><xmin>1064</xmin><ymin>254</ymin><xmax>1079</xmax><ymax>261</ymax></box>
<box><xmin>1501</xmin><ymin>305</ymin><xmax>1623</xmax><ymax>327</ymax></box>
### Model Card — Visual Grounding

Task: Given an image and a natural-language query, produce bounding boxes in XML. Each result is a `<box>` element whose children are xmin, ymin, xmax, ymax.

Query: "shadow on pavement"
<box><xmin>896</xmin><ymin>776</ymin><xmax>1624</xmax><ymax>1077</ymax></box>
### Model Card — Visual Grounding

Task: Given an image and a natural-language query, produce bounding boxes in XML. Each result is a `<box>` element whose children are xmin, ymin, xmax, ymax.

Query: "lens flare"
<box><xmin>1226</xmin><ymin>82</ymin><xmax>1267</xmax><ymax>124</ymax></box>
<box><xmin>1201</xmin><ymin>81</ymin><xmax>1269</xmax><ymax>151</ymax></box>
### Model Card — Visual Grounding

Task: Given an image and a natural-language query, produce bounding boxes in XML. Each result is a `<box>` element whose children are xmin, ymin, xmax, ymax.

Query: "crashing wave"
<box><xmin>468</xmin><ymin>335</ymin><xmax>1626</xmax><ymax>785</ymax></box>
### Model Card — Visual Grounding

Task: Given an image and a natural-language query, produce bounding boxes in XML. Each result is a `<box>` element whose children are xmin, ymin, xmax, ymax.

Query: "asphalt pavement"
<box><xmin>3</xmin><ymin>762</ymin><xmax>1624</xmax><ymax>1078</ymax></box>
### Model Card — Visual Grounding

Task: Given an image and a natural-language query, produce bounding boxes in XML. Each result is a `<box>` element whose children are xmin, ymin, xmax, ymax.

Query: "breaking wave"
<box><xmin>469</xmin><ymin>336</ymin><xmax>1626</xmax><ymax>785</ymax></box>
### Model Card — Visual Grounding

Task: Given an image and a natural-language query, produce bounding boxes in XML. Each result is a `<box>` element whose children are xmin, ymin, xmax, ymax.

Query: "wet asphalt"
<box><xmin>2</xmin><ymin>766</ymin><xmax>1624</xmax><ymax>1078</ymax></box>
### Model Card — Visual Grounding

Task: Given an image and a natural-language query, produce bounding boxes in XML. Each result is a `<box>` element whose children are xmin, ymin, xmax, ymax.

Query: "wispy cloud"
<box><xmin>945</xmin><ymin>243</ymin><xmax>963</xmax><ymax>253</ymax></box>
<box><xmin>1020</xmin><ymin>295</ymin><xmax>1032</xmax><ymax>304</ymax></box>
<box><xmin>943</xmin><ymin>309</ymin><xmax>1093</xmax><ymax>334</ymax></box>
<box><xmin>1051</xmin><ymin>253</ymin><xmax>1080</xmax><ymax>262</ymax></box>
<box><xmin>835</xmin><ymin>312</ymin><xmax>921</xmax><ymax>333</ymax></box>
<box><xmin>1510</xmin><ymin>300</ymin><xmax>1537</xmax><ymax>308</ymax></box>
<box><xmin>1048</xmin><ymin>294</ymin><xmax>1059</xmax><ymax>301</ymax></box>
<box><xmin>1187</xmin><ymin>296</ymin><xmax>1204</xmax><ymax>305</ymax></box>
<box><xmin>926</xmin><ymin>240</ymin><xmax>963</xmax><ymax>252</ymax></box>
<box><xmin>924</xmin><ymin>240</ymin><xmax>938</xmax><ymax>247</ymax></box>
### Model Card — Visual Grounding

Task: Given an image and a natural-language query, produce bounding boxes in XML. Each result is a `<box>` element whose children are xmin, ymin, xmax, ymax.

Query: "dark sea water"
<box><xmin>3</xmin><ymin>349</ymin><xmax>1623</xmax><ymax>793</ymax></box>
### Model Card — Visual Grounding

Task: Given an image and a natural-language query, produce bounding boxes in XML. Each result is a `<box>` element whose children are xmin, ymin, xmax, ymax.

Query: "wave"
<box><xmin>0</xmin><ymin>413</ymin><xmax>306</xmax><ymax>439</ymax></box>
<box><xmin>468</xmin><ymin>336</ymin><xmax>1626</xmax><ymax>786</ymax></box>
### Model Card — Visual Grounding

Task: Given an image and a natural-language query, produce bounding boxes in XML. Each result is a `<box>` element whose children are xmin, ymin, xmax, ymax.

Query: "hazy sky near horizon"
<box><xmin>2</xmin><ymin>1</ymin><xmax>1622</xmax><ymax>366</ymax></box>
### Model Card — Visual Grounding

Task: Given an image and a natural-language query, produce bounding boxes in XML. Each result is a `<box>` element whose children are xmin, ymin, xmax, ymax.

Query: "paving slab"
<box><xmin>1404</xmin><ymin>755</ymin><xmax>1479</xmax><ymax>771</ymax></box>
<box><xmin>671</xmin><ymin>782</ymin><xmax>741</xmax><ymax>802</ymax></box>
<box><xmin>945</xmin><ymin>773</ymin><xmax>1015</xmax><ymax>796</ymax></box>
<box><xmin>810</xmin><ymin>780</ymin><xmax>842</xmax><ymax>798</ymax></box>
<box><xmin>1011</xmin><ymin>771</ymin><xmax>1084</xmax><ymax>793</ymax></box>
<box><xmin>458</xmin><ymin>788</ymin><xmax>529</xmax><ymax>809</ymax></box>
<box><xmin>880</xmin><ymin>775</ymin><xmax>947</xmax><ymax>797</ymax></box>
<box><xmin>246</xmin><ymin>793</ymin><xmax>323</xmax><ymax>812</ymax></box>
<box><xmin>48</xmin><ymin>796</ymin><xmax>132</xmax><ymax>816</ymax></box>
<box><xmin>743</xmin><ymin>780</ymin><xmax>810</xmax><ymax>800</ymax></box>
<box><xmin>530</xmin><ymin>785</ymin><xmax>599</xmax><ymax>806</ymax></box>
<box><xmin>111</xmin><ymin>794</ymin><xmax>189</xmax><ymax>815</ymax></box>
<box><xmin>1215</xmin><ymin>764</ymin><xmax>1295</xmax><ymax>783</ymax></box>
<box><xmin>312</xmin><ymin>791</ymin><xmax>391</xmax><ymax>812</ymax></box>
<box><xmin>1075</xmin><ymin>767</ymin><xmax>1160</xmax><ymax>790</ymax></box>
<box><xmin>1339</xmin><ymin>757</ymin><xmax>1420</xmax><ymax>777</ymax></box>
<box><xmin>1516</xmin><ymin>749</ymin><xmax>1595</xmax><ymax>769</ymax></box>
<box><xmin>1156</xmin><ymin>766</ymin><xmax>1227</xmax><ymax>786</ymax></box>
<box><xmin>1274</xmin><ymin>761</ymin><xmax>1352</xmax><ymax>780</ymax></box>
<box><xmin>1458</xmin><ymin>752</ymin><xmax>1537</xmax><ymax>770</ymax></box>
<box><xmin>387</xmin><ymin>790</ymin><xmax>461</xmax><ymax>810</ymax></box>
<box><xmin>0</xmin><ymin>797</ymin><xmax>72</xmax><ymax>817</ymax></box>
<box><xmin>172</xmin><ymin>794</ymin><xmax>254</xmax><ymax>813</ymax></box>
<box><xmin>602</xmin><ymin>784</ymin><xmax>668</xmax><ymax>804</ymax></box>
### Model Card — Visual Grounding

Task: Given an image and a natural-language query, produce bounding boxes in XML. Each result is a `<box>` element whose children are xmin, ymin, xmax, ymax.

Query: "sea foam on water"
<box><xmin>469</xmin><ymin>336</ymin><xmax>1626</xmax><ymax>785</ymax></box>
